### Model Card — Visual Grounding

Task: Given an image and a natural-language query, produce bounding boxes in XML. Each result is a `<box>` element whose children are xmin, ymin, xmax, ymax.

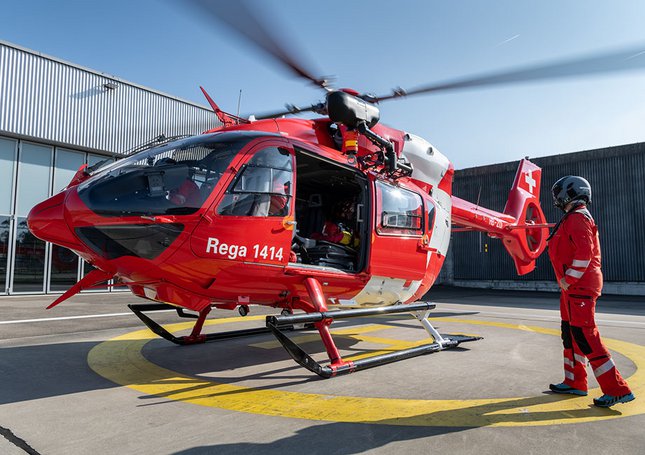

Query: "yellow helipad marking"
<box><xmin>88</xmin><ymin>316</ymin><xmax>645</xmax><ymax>427</ymax></box>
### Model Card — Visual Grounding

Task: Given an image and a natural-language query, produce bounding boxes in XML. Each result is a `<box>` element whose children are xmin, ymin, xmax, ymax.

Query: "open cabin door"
<box><xmin>288</xmin><ymin>146</ymin><xmax>369</xmax><ymax>274</ymax></box>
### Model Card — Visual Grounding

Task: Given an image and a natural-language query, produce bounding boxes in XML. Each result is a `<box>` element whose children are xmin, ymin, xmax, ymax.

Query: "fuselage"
<box><xmin>28</xmin><ymin>118</ymin><xmax>455</xmax><ymax>313</ymax></box>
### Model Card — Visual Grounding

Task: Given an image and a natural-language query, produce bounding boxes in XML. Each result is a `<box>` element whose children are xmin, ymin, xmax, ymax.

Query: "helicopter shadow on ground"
<box><xmin>0</xmin><ymin>311</ymin><xmax>480</xmax><ymax>406</ymax></box>
<box><xmin>171</xmin><ymin>394</ymin><xmax>622</xmax><ymax>455</ymax></box>
<box><xmin>0</xmin><ymin>336</ymin><xmax>315</xmax><ymax>407</ymax></box>
<box><xmin>132</xmin><ymin>312</ymin><xmax>484</xmax><ymax>406</ymax></box>
<box><xmin>0</xmin><ymin>341</ymin><xmax>125</xmax><ymax>405</ymax></box>
<box><xmin>141</xmin><ymin>311</ymin><xmax>480</xmax><ymax>383</ymax></box>
<box><xmin>130</xmin><ymin>311</ymin><xmax>484</xmax><ymax>407</ymax></box>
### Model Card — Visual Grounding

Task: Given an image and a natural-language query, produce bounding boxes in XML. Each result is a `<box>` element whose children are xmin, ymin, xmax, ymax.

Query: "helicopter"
<box><xmin>27</xmin><ymin>1</ymin><xmax>645</xmax><ymax>378</ymax></box>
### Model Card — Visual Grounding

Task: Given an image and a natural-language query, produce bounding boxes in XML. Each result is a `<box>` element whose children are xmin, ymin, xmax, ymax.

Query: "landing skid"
<box><xmin>266</xmin><ymin>302</ymin><xmax>482</xmax><ymax>378</ymax></box>
<box><xmin>128</xmin><ymin>301</ymin><xmax>482</xmax><ymax>379</ymax></box>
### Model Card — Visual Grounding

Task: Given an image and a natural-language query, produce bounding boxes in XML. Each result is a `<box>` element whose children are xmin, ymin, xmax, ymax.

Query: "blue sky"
<box><xmin>2</xmin><ymin>0</ymin><xmax>645</xmax><ymax>168</ymax></box>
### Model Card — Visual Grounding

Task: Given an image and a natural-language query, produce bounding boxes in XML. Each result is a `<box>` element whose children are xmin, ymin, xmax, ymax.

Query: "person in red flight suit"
<box><xmin>311</xmin><ymin>200</ymin><xmax>359</xmax><ymax>248</ymax></box>
<box><xmin>547</xmin><ymin>175</ymin><xmax>635</xmax><ymax>407</ymax></box>
<box><xmin>268</xmin><ymin>180</ymin><xmax>290</xmax><ymax>217</ymax></box>
<box><xmin>168</xmin><ymin>178</ymin><xmax>200</xmax><ymax>207</ymax></box>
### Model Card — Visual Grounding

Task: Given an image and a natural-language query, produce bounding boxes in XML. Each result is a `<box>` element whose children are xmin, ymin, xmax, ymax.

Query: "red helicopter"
<box><xmin>27</xmin><ymin>1</ymin><xmax>645</xmax><ymax>377</ymax></box>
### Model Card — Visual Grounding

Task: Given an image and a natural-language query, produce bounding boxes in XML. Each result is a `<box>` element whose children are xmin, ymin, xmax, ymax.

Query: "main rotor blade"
<box><xmin>375</xmin><ymin>44</ymin><xmax>645</xmax><ymax>102</ymax></box>
<box><xmin>253</xmin><ymin>102</ymin><xmax>325</xmax><ymax>120</ymax></box>
<box><xmin>189</xmin><ymin>0</ymin><xmax>328</xmax><ymax>89</ymax></box>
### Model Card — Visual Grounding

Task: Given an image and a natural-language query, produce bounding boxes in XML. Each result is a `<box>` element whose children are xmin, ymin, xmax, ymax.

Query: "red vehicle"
<box><xmin>28</xmin><ymin>95</ymin><xmax>548</xmax><ymax>376</ymax></box>
<box><xmin>28</xmin><ymin>1</ymin><xmax>639</xmax><ymax>377</ymax></box>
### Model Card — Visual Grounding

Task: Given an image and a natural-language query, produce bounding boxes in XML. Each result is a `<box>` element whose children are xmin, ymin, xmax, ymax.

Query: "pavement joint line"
<box><xmin>0</xmin><ymin>425</ymin><xmax>41</xmax><ymax>455</ymax></box>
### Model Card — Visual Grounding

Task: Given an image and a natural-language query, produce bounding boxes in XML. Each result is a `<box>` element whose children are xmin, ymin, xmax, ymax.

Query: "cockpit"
<box><xmin>77</xmin><ymin>133</ymin><xmax>259</xmax><ymax>217</ymax></box>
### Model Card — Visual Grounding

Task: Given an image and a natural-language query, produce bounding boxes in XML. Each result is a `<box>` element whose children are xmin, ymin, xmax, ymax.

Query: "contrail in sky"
<box><xmin>495</xmin><ymin>34</ymin><xmax>520</xmax><ymax>47</ymax></box>
<box><xmin>626</xmin><ymin>49</ymin><xmax>645</xmax><ymax>60</ymax></box>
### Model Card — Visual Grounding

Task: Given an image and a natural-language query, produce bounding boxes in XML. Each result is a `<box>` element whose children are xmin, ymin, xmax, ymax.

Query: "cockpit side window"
<box><xmin>217</xmin><ymin>147</ymin><xmax>293</xmax><ymax>217</ymax></box>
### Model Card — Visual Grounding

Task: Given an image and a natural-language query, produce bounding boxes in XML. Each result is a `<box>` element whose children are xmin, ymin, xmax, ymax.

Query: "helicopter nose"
<box><xmin>28</xmin><ymin>191</ymin><xmax>82</xmax><ymax>250</ymax></box>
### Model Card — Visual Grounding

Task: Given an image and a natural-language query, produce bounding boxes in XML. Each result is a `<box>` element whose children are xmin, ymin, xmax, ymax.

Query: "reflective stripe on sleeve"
<box><xmin>564</xmin><ymin>358</ymin><xmax>575</xmax><ymax>368</ymax></box>
<box><xmin>593</xmin><ymin>358</ymin><xmax>616</xmax><ymax>378</ymax></box>
<box><xmin>566</xmin><ymin>269</ymin><xmax>584</xmax><ymax>278</ymax></box>
<box><xmin>565</xmin><ymin>370</ymin><xmax>575</xmax><ymax>380</ymax></box>
<box><xmin>572</xmin><ymin>259</ymin><xmax>591</xmax><ymax>267</ymax></box>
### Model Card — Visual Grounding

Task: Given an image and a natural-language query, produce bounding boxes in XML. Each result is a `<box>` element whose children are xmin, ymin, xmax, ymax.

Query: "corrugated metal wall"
<box><xmin>0</xmin><ymin>41</ymin><xmax>219</xmax><ymax>154</ymax></box>
<box><xmin>451</xmin><ymin>142</ymin><xmax>645</xmax><ymax>282</ymax></box>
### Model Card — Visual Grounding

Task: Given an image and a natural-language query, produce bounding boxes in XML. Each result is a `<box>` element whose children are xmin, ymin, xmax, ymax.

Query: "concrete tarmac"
<box><xmin>1</xmin><ymin>287</ymin><xmax>644</xmax><ymax>454</ymax></box>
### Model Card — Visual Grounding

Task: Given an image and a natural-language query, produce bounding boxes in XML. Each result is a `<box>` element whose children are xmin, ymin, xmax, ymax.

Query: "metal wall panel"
<box><xmin>451</xmin><ymin>143</ymin><xmax>645</xmax><ymax>282</ymax></box>
<box><xmin>1</xmin><ymin>41</ymin><xmax>220</xmax><ymax>154</ymax></box>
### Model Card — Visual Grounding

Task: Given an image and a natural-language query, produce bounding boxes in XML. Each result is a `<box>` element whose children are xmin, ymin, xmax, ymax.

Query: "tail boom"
<box><xmin>451</xmin><ymin>159</ymin><xmax>549</xmax><ymax>275</ymax></box>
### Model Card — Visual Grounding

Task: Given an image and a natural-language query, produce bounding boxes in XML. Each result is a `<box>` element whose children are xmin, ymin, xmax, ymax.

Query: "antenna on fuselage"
<box><xmin>237</xmin><ymin>89</ymin><xmax>242</xmax><ymax>118</ymax></box>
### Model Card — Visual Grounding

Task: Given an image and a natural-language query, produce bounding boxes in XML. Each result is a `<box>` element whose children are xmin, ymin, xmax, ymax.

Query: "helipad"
<box><xmin>1</xmin><ymin>289</ymin><xmax>643</xmax><ymax>454</ymax></box>
<box><xmin>88</xmin><ymin>315</ymin><xmax>644</xmax><ymax>427</ymax></box>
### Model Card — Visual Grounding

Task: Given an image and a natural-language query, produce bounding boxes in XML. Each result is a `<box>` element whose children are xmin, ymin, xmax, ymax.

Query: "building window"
<box><xmin>48</xmin><ymin>148</ymin><xmax>86</xmax><ymax>291</ymax></box>
<box><xmin>0</xmin><ymin>138</ymin><xmax>16</xmax><ymax>215</ymax></box>
<box><xmin>12</xmin><ymin>142</ymin><xmax>52</xmax><ymax>292</ymax></box>
<box><xmin>0</xmin><ymin>138</ymin><xmax>17</xmax><ymax>293</ymax></box>
<box><xmin>0</xmin><ymin>216</ymin><xmax>10</xmax><ymax>293</ymax></box>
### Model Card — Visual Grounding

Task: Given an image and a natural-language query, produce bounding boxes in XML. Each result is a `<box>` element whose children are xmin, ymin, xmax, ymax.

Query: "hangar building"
<box><xmin>1</xmin><ymin>40</ymin><xmax>643</xmax><ymax>296</ymax></box>
<box><xmin>442</xmin><ymin>143</ymin><xmax>645</xmax><ymax>295</ymax></box>
<box><xmin>0</xmin><ymin>40</ymin><xmax>219</xmax><ymax>295</ymax></box>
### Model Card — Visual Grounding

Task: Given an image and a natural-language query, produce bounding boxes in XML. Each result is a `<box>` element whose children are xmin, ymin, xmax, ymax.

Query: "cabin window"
<box><xmin>376</xmin><ymin>180</ymin><xmax>423</xmax><ymax>235</ymax></box>
<box><xmin>218</xmin><ymin>147</ymin><xmax>293</xmax><ymax>217</ymax></box>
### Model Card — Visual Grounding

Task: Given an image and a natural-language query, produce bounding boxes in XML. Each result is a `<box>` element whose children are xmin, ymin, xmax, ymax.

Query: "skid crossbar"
<box><xmin>266</xmin><ymin>302</ymin><xmax>482</xmax><ymax>378</ymax></box>
<box><xmin>266</xmin><ymin>302</ymin><xmax>436</xmax><ymax>326</ymax></box>
<box><xmin>128</xmin><ymin>303</ymin><xmax>271</xmax><ymax>345</ymax></box>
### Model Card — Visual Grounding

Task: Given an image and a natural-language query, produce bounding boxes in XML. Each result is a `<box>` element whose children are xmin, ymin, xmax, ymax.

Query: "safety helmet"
<box><xmin>551</xmin><ymin>175</ymin><xmax>592</xmax><ymax>210</ymax></box>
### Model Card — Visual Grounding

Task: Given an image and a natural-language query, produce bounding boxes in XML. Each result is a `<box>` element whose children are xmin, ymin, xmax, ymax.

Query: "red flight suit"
<box><xmin>547</xmin><ymin>204</ymin><xmax>631</xmax><ymax>396</ymax></box>
<box><xmin>169</xmin><ymin>179</ymin><xmax>201</xmax><ymax>207</ymax></box>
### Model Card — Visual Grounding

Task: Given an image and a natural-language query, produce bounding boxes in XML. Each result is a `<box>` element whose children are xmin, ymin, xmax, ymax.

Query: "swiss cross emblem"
<box><xmin>524</xmin><ymin>170</ymin><xmax>536</xmax><ymax>194</ymax></box>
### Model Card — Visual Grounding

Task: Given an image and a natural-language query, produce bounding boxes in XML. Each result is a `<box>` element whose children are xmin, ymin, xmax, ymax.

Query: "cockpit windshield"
<box><xmin>78</xmin><ymin>133</ymin><xmax>255</xmax><ymax>217</ymax></box>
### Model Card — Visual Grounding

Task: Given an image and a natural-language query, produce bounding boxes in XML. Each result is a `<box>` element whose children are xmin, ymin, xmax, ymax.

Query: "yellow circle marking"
<box><xmin>88</xmin><ymin>316</ymin><xmax>644</xmax><ymax>427</ymax></box>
